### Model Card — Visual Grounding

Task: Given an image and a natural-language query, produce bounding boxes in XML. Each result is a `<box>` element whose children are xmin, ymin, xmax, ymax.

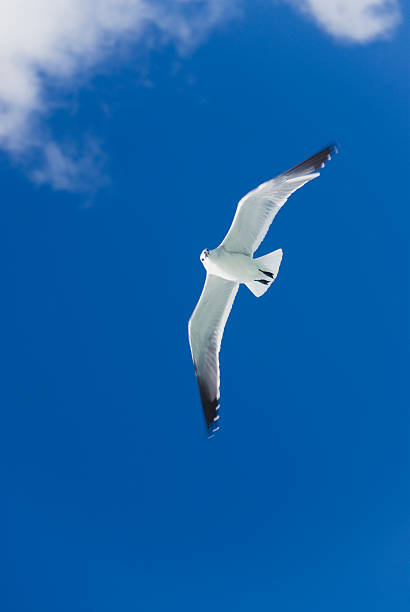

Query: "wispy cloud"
<box><xmin>0</xmin><ymin>0</ymin><xmax>237</xmax><ymax>191</ymax></box>
<box><xmin>286</xmin><ymin>0</ymin><xmax>401</xmax><ymax>43</ymax></box>
<box><xmin>29</xmin><ymin>138</ymin><xmax>107</xmax><ymax>193</ymax></box>
<box><xmin>0</xmin><ymin>0</ymin><xmax>402</xmax><ymax>191</ymax></box>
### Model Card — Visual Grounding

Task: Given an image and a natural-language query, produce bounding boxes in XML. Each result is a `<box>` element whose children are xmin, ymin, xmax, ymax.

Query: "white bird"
<box><xmin>188</xmin><ymin>146</ymin><xmax>337</xmax><ymax>434</ymax></box>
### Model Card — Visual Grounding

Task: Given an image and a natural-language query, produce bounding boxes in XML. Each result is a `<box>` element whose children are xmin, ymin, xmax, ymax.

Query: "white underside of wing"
<box><xmin>221</xmin><ymin>174</ymin><xmax>317</xmax><ymax>255</ymax></box>
<box><xmin>188</xmin><ymin>274</ymin><xmax>239</xmax><ymax>429</ymax></box>
<box><xmin>221</xmin><ymin>145</ymin><xmax>336</xmax><ymax>255</ymax></box>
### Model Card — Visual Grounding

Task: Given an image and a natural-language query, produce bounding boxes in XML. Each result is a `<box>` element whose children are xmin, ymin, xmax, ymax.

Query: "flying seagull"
<box><xmin>188</xmin><ymin>145</ymin><xmax>337</xmax><ymax>435</ymax></box>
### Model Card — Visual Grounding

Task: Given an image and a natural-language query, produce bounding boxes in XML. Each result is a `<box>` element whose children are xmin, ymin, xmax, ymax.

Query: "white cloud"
<box><xmin>0</xmin><ymin>0</ymin><xmax>237</xmax><ymax>190</ymax></box>
<box><xmin>0</xmin><ymin>1</ymin><xmax>402</xmax><ymax>190</ymax></box>
<box><xmin>287</xmin><ymin>0</ymin><xmax>401</xmax><ymax>42</ymax></box>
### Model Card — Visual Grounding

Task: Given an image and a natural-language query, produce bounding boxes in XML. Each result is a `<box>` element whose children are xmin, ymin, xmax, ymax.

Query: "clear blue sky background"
<box><xmin>1</xmin><ymin>3</ymin><xmax>409</xmax><ymax>611</ymax></box>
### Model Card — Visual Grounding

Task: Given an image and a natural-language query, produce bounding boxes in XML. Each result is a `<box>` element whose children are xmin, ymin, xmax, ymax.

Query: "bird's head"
<box><xmin>200</xmin><ymin>248</ymin><xmax>210</xmax><ymax>267</ymax></box>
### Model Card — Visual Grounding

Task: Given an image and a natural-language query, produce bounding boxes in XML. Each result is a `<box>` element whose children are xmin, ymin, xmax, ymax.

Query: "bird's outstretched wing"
<box><xmin>188</xmin><ymin>274</ymin><xmax>239</xmax><ymax>433</ymax></box>
<box><xmin>221</xmin><ymin>145</ymin><xmax>337</xmax><ymax>255</ymax></box>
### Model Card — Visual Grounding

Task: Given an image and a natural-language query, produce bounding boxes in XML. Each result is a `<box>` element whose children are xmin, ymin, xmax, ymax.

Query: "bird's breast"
<box><xmin>208</xmin><ymin>249</ymin><xmax>256</xmax><ymax>282</ymax></box>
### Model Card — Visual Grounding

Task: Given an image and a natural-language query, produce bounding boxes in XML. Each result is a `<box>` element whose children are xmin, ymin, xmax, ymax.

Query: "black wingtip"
<box><xmin>282</xmin><ymin>144</ymin><xmax>338</xmax><ymax>178</ymax></box>
<box><xmin>326</xmin><ymin>142</ymin><xmax>339</xmax><ymax>157</ymax></box>
<box><xmin>207</xmin><ymin>422</ymin><xmax>220</xmax><ymax>439</ymax></box>
<box><xmin>313</xmin><ymin>143</ymin><xmax>339</xmax><ymax>164</ymax></box>
<box><xmin>196</xmin><ymin>383</ymin><xmax>220</xmax><ymax>437</ymax></box>
<box><xmin>206</xmin><ymin>403</ymin><xmax>221</xmax><ymax>438</ymax></box>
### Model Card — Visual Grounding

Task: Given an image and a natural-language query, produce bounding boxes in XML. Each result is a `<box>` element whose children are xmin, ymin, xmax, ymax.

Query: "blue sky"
<box><xmin>1</xmin><ymin>2</ymin><xmax>409</xmax><ymax>611</ymax></box>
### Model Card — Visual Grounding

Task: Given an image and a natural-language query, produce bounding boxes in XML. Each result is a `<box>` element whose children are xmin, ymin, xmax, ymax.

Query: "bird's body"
<box><xmin>188</xmin><ymin>145</ymin><xmax>337</xmax><ymax>434</ymax></box>
<box><xmin>202</xmin><ymin>246</ymin><xmax>266</xmax><ymax>283</ymax></box>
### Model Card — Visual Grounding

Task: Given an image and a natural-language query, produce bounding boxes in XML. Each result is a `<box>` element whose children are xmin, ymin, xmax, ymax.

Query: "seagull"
<box><xmin>188</xmin><ymin>145</ymin><xmax>337</xmax><ymax>435</ymax></box>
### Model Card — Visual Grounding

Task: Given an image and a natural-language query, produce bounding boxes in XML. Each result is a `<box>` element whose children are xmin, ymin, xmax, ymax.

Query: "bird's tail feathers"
<box><xmin>245</xmin><ymin>249</ymin><xmax>283</xmax><ymax>297</ymax></box>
